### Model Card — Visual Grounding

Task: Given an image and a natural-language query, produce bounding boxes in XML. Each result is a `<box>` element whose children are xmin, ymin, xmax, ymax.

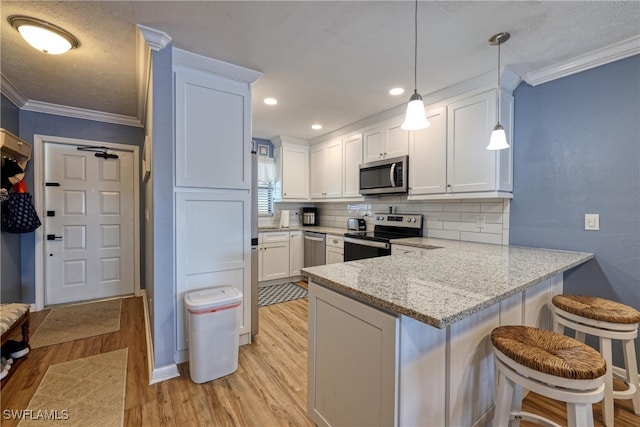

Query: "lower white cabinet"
<box><xmin>308</xmin><ymin>282</ymin><xmax>398</xmax><ymax>427</ymax></box>
<box><xmin>258</xmin><ymin>232</ymin><xmax>290</xmax><ymax>281</ymax></box>
<box><xmin>289</xmin><ymin>230</ymin><xmax>304</xmax><ymax>276</ymax></box>
<box><xmin>325</xmin><ymin>234</ymin><xmax>344</xmax><ymax>264</ymax></box>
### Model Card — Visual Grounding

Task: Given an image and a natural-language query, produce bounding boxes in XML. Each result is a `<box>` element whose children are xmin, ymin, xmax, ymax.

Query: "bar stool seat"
<box><xmin>491</xmin><ymin>325</ymin><xmax>606</xmax><ymax>427</ymax></box>
<box><xmin>552</xmin><ymin>295</ymin><xmax>640</xmax><ymax>427</ymax></box>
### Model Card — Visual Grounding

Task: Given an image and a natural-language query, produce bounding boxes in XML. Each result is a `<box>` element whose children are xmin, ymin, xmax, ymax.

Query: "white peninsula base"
<box><xmin>307</xmin><ymin>274</ymin><xmax>563</xmax><ymax>427</ymax></box>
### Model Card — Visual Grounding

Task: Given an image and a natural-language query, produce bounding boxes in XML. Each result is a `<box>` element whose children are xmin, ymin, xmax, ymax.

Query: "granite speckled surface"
<box><xmin>302</xmin><ymin>239</ymin><xmax>593</xmax><ymax>328</ymax></box>
<box><xmin>258</xmin><ymin>226</ymin><xmax>348</xmax><ymax>235</ymax></box>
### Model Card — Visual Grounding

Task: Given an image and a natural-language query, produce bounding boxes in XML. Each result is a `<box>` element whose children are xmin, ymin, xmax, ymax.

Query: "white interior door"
<box><xmin>44</xmin><ymin>142</ymin><xmax>135</xmax><ymax>305</ymax></box>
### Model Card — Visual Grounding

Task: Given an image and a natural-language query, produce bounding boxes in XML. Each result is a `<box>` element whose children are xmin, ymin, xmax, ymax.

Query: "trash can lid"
<box><xmin>184</xmin><ymin>286</ymin><xmax>243</xmax><ymax>311</ymax></box>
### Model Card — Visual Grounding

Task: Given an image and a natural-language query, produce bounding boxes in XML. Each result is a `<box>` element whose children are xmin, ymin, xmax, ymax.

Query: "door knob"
<box><xmin>47</xmin><ymin>234</ymin><xmax>63</xmax><ymax>241</ymax></box>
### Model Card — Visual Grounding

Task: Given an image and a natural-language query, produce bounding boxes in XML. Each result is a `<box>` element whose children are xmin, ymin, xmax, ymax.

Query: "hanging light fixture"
<box><xmin>8</xmin><ymin>16</ymin><xmax>79</xmax><ymax>55</ymax></box>
<box><xmin>487</xmin><ymin>32</ymin><xmax>510</xmax><ymax>150</ymax></box>
<box><xmin>401</xmin><ymin>0</ymin><xmax>430</xmax><ymax>131</ymax></box>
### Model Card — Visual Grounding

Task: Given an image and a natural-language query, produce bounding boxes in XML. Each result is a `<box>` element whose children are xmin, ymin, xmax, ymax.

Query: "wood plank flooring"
<box><xmin>1</xmin><ymin>294</ymin><xmax>638</xmax><ymax>426</ymax></box>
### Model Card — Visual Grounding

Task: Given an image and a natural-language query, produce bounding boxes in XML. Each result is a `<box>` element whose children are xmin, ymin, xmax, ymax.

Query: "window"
<box><xmin>258</xmin><ymin>182</ymin><xmax>274</xmax><ymax>216</ymax></box>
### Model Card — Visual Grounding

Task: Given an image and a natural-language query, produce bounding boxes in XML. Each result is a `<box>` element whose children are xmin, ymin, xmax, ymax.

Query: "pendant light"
<box><xmin>487</xmin><ymin>32</ymin><xmax>510</xmax><ymax>150</ymax></box>
<box><xmin>401</xmin><ymin>0</ymin><xmax>430</xmax><ymax>131</ymax></box>
<box><xmin>8</xmin><ymin>16</ymin><xmax>79</xmax><ymax>55</ymax></box>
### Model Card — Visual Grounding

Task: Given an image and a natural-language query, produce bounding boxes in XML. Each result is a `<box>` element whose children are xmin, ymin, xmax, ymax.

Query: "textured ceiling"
<box><xmin>1</xmin><ymin>1</ymin><xmax>639</xmax><ymax>140</ymax></box>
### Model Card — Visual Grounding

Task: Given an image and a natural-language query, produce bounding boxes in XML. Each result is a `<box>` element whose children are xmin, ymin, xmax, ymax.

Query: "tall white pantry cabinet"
<box><xmin>173</xmin><ymin>49</ymin><xmax>261</xmax><ymax>363</ymax></box>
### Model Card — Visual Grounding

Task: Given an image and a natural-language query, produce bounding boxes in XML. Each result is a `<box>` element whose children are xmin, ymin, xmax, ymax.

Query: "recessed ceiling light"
<box><xmin>389</xmin><ymin>87</ymin><xmax>405</xmax><ymax>96</ymax></box>
<box><xmin>9</xmin><ymin>15</ymin><xmax>79</xmax><ymax>55</ymax></box>
<box><xmin>311</xmin><ymin>124</ymin><xmax>322</xmax><ymax>130</ymax></box>
<box><xmin>264</xmin><ymin>98</ymin><xmax>278</xmax><ymax>105</ymax></box>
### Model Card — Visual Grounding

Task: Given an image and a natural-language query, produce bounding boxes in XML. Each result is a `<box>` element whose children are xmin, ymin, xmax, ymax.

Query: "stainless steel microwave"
<box><xmin>359</xmin><ymin>155</ymin><xmax>408</xmax><ymax>195</ymax></box>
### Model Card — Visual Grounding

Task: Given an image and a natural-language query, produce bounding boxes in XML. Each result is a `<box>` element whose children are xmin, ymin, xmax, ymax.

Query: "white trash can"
<box><xmin>184</xmin><ymin>286</ymin><xmax>243</xmax><ymax>384</ymax></box>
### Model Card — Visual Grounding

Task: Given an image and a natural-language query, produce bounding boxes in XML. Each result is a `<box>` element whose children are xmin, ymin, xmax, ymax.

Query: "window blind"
<box><xmin>258</xmin><ymin>182</ymin><xmax>274</xmax><ymax>216</ymax></box>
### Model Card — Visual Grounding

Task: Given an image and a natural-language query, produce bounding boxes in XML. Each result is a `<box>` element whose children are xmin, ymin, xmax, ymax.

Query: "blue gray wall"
<box><xmin>18</xmin><ymin>111</ymin><xmax>145</xmax><ymax>303</ymax></box>
<box><xmin>148</xmin><ymin>45</ymin><xmax>176</xmax><ymax>369</ymax></box>
<box><xmin>1</xmin><ymin>94</ymin><xmax>22</xmax><ymax>302</ymax></box>
<box><xmin>510</xmin><ymin>55</ymin><xmax>640</xmax><ymax>364</ymax></box>
<box><xmin>253</xmin><ymin>137</ymin><xmax>274</xmax><ymax>157</ymax></box>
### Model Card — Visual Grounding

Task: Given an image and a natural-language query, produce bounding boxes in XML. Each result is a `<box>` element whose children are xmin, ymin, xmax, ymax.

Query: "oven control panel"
<box><xmin>373</xmin><ymin>214</ymin><xmax>423</xmax><ymax>228</ymax></box>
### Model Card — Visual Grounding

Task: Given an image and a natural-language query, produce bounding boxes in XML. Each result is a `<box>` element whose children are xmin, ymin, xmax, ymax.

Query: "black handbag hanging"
<box><xmin>1</xmin><ymin>192</ymin><xmax>42</xmax><ymax>233</ymax></box>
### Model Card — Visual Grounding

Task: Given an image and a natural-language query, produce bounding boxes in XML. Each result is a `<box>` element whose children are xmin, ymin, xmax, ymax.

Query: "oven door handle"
<box><xmin>344</xmin><ymin>237</ymin><xmax>390</xmax><ymax>250</ymax></box>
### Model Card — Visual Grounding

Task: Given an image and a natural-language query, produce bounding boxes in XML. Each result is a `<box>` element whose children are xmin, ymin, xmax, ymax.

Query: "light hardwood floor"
<box><xmin>1</xmin><ymin>295</ymin><xmax>638</xmax><ymax>426</ymax></box>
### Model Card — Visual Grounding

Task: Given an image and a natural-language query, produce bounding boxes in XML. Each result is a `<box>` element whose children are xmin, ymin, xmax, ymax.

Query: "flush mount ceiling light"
<box><xmin>487</xmin><ymin>32</ymin><xmax>510</xmax><ymax>150</ymax></box>
<box><xmin>9</xmin><ymin>15</ymin><xmax>79</xmax><ymax>55</ymax></box>
<box><xmin>389</xmin><ymin>87</ymin><xmax>405</xmax><ymax>96</ymax></box>
<box><xmin>401</xmin><ymin>0</ymin><xmax>429</xmax><ymax>131</ymax></box>
<box><xmin>264</xmin><ymin>98</ymin><xmax>278</xmax><ymax>105</ymax></box>
<box><xmin>311</xmin><ymin>124</ymin><xmax>323</xmax><ymax>130</ymax></box>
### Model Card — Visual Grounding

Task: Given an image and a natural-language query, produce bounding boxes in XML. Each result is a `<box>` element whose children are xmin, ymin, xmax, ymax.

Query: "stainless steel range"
<box><xmin>343</xmin><ymin>213</ymin><xmax>423</xmax><ymax>261</ymax></box>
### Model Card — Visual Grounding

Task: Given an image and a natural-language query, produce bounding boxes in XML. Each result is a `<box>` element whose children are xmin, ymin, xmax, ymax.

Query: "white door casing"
<box><xmin>33</xmin><ymin>135</ymin><xmax>140</xmax><ymax>310</ymax></box>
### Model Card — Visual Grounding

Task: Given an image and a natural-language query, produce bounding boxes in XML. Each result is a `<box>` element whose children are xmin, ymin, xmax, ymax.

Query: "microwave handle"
<box><xmin>389</xmin><ymin>163</ymin><xmax>397</xmax><ymax>187</ymax></box>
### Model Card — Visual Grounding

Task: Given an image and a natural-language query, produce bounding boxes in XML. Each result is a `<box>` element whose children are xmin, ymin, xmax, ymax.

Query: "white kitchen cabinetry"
<box><xmin>310</xmin><ymin>138</ymin><xmax>343</xmax><ymax>199</ymax></box>
<box><xmin>308</xmin><ymin>282</ymin><xmax>398</xmax><ymax>427</ymax></box>
<box><xmin>409</xmin><ymin>89</ymin><xmax>513</xmax><ymax>199</ymax></box>
<box><xmin>174</xmin><ymin>66</ymin><xmax>251</xmax><ymax>190</ymax></box>
<box><xmin>409</xmin><ymin>107</ymin><xmax>447</xmax><ymax>195</ymax></box>
<box><xmin>363</xmin><ymin>116</ymin><xmax>409</xmax><ymax>163</ymax></box>
<box><xmin>325</xmin><ymin>235</ymin><xmax>344</xmax><ymax>264</ymax></box>
<box><xmin>273</xmin><ymin>137</ymin><xmax>309</xmax><ymax>200</ymax></box>
<box><xmin>258</xmin><ymin>232</ymin><xmax>290</xmax><ymax>282</ymax></box>
<box><xmin>173</xmin><ymin>53</ymin><xmax>260</xmax><ymax>363</ymax></box>
<box><xmin>289</xmin><ymin>230</ymin><xmax>304</xmax><ymax>276</ymax></box>
<box><xmin>342</xmin><ymin>133</ymin><xmax>363</xmax><ymax>198</ymax></box>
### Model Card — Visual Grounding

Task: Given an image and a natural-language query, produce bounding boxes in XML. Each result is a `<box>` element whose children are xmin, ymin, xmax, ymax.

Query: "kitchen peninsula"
<box><xmin>301</xmin><ymin>239</ymin><xmax>593</xmax><ymax>427</ymax></box>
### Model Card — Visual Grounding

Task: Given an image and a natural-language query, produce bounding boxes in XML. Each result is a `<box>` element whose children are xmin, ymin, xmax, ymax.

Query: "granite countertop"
<box><xmin>258</xmin><ymin>226</ymin><xmax>349</xmax><ymax>235</ymax></box>
<box><xmin>301</xmin><ymin>240</ymin><xmax>593</xmax><ymax>329</ymax></box>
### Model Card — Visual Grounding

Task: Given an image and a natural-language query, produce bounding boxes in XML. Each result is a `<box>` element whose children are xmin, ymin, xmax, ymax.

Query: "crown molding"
<box><xmin>524</xmin><ymin>35</ymin><xmax>640</xmax><ymax>86</ymax></box>
<box><xmin>173</xmin><ymin>47</ymin><xmax>262</xmax><ymax>84</ymax></box>
<box><xmin>21</xmin><ymin>100</ymin><xmax>143</xmax><ymax>127</ymax></box>
<box><xmin>136</xmin><ymin>24</ymin><xmax>172</xmax><ymax>52</ymax></box>
<box><xmin>1</xmin><ymin>73</ymin><xmax>28</xmax><ymax>107</ymax></box>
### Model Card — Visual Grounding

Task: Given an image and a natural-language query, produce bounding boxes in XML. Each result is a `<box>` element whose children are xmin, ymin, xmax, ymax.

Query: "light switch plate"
<box><xmin>585</xmin><ymin>214</ymin><xmax>600</xmax><ymax>231</ymax></box>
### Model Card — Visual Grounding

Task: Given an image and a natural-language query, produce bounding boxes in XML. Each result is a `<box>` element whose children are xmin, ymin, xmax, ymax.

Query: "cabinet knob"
<box><xmin>383</xmin><ymin>152</ymin><xmax>387</xmax><ymax>157</ymax></box>
<box><xmin>284</xmin><ymin>192</ymin><xmax>287</xmax><ymax>196</ymax></box>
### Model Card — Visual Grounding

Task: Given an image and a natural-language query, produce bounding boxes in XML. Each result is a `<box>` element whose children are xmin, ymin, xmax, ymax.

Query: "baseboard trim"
<box><xmin>142</xmin><ymin>290</ymin><xmax>181</xmax><ymax>384</ymax></box>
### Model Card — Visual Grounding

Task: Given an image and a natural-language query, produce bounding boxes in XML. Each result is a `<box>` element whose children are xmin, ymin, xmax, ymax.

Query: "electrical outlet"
<box><xmin>476</xmin><ymin>215</ymin><xmax>485</xmax><ymax>228</ymax></box>
<box><xmin>584</xmin><ymin>214</ymin><xmax>599</xmax><ymax>231</ymax></box>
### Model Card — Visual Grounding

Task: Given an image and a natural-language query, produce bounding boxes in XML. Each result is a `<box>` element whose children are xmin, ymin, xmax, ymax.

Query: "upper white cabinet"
<box><xmin>174</xmin><ymin>65</ymin><xmax>251</xmax><ymax>190</ymax></box>
<box><xmin>310</xmin><ymin>138</ymin><xmax>343</xmax><ymax>199</ymax></box>
<box><xmin>409</xmin><ymin>106</ymin><xmax>447</xmax><ymax>195</ymax></box>
<box><xmin>363</xmin><ymin>116</ymin><xmax>409</xmax><ymax>162</ymax></box>
<box><xmin>273</xmin><ymin>136</ymin><xmax>309</xmax><ymax>201</ymax></box>
<box><xmin>409</xmin><ymin>89</ymin><xmax>513</xmax><ymax>199</ymax></box>
<box><xmin>342</xmin><ymin>133</ymin><xmax>363</xmax><ymax>198</ymax></box>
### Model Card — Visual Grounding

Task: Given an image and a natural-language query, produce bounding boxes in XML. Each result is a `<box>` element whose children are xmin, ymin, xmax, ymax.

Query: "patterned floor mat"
<box><xmin>259</xmin><ymin>282</ymin><xmax>308</xmax><ymax>307</ymax></box>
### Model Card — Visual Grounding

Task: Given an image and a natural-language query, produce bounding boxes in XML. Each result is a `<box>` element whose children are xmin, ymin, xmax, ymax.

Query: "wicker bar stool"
<box><xmin>552</xmin><ymin>295</ymin><xmax>640</xmax><ymax>427</ymax></box>
<box><xmin>491</xmin><ymin>325</ymin><xmax>606</xmax><ymax>427</ymax></box>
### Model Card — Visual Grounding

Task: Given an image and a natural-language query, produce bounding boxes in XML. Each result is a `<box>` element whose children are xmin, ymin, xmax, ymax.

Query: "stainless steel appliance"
<box><xmin>302</xmin><ymin>207</ymin><xmax>318</xmax><ymax>226</ymax></box>
<box><xmin>347</xmin><ymin>218</ymin><xmax>366</xmax><ymax>231</ymax></box>
<box><xmin>304</xmin><ymin>231</ymin><xmax>326</xmax><ymax>267</ymax></box>
<box><xmin>250</xmin><ymin>146</ymin><xmax>259</xmax><ymax>336</ymax></box>
<box><xmin>344</xmin><ymin>213</ymin><xmax>422</xmax><ymax>261</ymax></box>
<box><xmin>359</xmin><ymin>155</ymin><xmax>408</xmax><ymax>195</ymax></box>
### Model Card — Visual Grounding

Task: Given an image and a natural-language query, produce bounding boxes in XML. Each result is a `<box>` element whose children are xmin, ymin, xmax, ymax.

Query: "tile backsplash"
<box><xmin>263</xmin><ymin>197</ymin><xmax>510</xmax><ymax>245</ymax></box>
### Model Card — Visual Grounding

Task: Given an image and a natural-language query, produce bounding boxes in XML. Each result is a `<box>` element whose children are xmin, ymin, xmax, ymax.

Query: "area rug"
<box><xmin>29</xmin><ymin>299</ymin><xmax>122</xmax><ymax>349</ymax></box>
<box><xmin>258</xmin><ymin>282</ymin><xmax>308</xmax><ymax>307</ymax></box>
<box><xmin>17</xmin><ymin>348</ymin><xmax>128</xmax><ymax>427</ymax></box>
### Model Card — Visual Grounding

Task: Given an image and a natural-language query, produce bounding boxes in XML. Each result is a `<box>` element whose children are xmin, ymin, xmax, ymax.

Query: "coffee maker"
<box><xmin>302</xmin><ymin>207</ymin><xmax>318</xmax><ymax>226</ymax></box>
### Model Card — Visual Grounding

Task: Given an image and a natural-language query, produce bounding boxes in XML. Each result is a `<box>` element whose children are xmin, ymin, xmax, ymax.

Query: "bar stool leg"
<box><xmin>567</xmin><ymin>402</ymin><xmax>595</xmax><ymax>427</ymax></box>
<box><xmin>622</xmin><ymin>339</ymin><xmax>640</xmax><ymax>414</ymax></box>
<box><xmin>494</xmin><ymin>372</ymin><xmax>515</xmax><ymax>427</ymax></box>
<box><xmin>600</xmin><ymin>336</ymin><xmax>614</xmax><ymax>427</ymax></box>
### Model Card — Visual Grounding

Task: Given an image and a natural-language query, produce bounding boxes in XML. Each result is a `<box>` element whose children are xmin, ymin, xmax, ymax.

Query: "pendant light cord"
<box><xmin>496</xmin><ymin>41</ymin><xmax>501</xmax><ymax>124</ymax></box>
<box><xmin>413</xmin><ymin>0</ymin><xmax>418</xmax><ymax>92</ymax></box>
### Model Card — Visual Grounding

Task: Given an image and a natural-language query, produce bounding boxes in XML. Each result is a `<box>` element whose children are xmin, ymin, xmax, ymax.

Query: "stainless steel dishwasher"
<box><xmin>304</xmin><ymin>231</ymin><xmax>326</xmax><ymax>267</ymax></box>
